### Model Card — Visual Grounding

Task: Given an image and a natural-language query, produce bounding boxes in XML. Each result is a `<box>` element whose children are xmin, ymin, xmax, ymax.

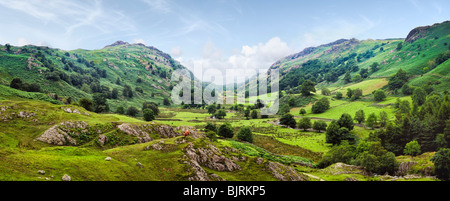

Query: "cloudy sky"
<box><xmin>0</xmin><ymin>0</ymin><xmax>449</xmax><ymax>83</ymax></box>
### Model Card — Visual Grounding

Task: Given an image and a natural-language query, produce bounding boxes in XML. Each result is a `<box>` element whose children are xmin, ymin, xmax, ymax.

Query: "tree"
<box><xmin>359</xmin><ymin>68</ymin><xmax>369</xmax><ymax>79</ymax></box>
<box><xmin>215</xmin><ymin>109</ymin><xmax>227</xmax><ymax>119</ymax></box>
<box><xmin>237</xmin><ymin>126</ymin><xmax>253</xmax><ymax>143</ymax></box>
<box><xmin>244</xmin><ymin>108</ymin><xmax>251</xmax><ymax>120</ymax></box>
<box><xmin>388</xmin><ymin>69</ymin><xmax>408</xmax><ymax>90</ymax></box>
<box><xmin>207</xmin><ymin>104</ymin><xmax>217</xmax><ymax>116</ymax></box>
<box><xmin>279</xmin><ymin>104</ymin><xmax>291</xmax><ymax>115</ymax></box>
<box><xmin>335</xmin><ymin>91</ymin><xmax>343</xmax><ymax>99</ymax></box>
<box><xmin>311</xmin><ymin>98</ymin><xmax>330</xmax><ymax>114</ymax></box>
<box><xmin>351</xmin><ymin>88</ymin><xmax>363</xmax><ymax>101</ymax></box>
<box><xmin>251</xmin><ymin>109</ymin><xmax>258</xmax><ymax>119</ymax></box>
<box><xmin>111</xmin><ymin>88</ymin><xmax>119</xmax><ymax>99</ymax></box>
<box><xmin>280</xmin><ymin>113</ymin><xmax>296</xmax><ymax>128</ymax></box>
<box><xmin>93</xmin><ymin>93</ymin><xmax>109</xmax><ymax>113</ymax></box>
<box><xmin>366</xmin><ymin>113</ymin><xmax>378</xmax><ymax>129</ymax></box>
<box><xmin>370</xmin><ymin>62</ymin><xmax>380</xmax><ymax>73</ymax></box>
<box><xmin>218</xmin><ymin>123</ymin><xmax>234</xmax><ymax>138</ymax></box>
<box><xmin>354</xmin><ymin>110</ymin><xmax>365</xmax><ymax>124</ymax></box>
<box><xmin>404</xmin><ymin>140</ymin><xmax>421</xmax><ymax>156</ymax></box>
<box><xmin>352</xmin><ymin>74</ymin><xmax>362</xmax><ymax>83</ymax></box>
<box><xmin>326</xmin><ymin>121</ymin><xmax>355</xmax><ymax>145</ymax></box>
<box><xmin>205</xmin><ymin>122</ymin><xmax>217</xmax><ymax>133</ymax></box>
<box><xmin>373</xmin><ymin>90</ymin><xmax>386</xmax><ymax>101</ymax></box>
<box><xmin>379</xmin><ymin>111</ymin><xmax>388</xmax><ymax>128</ymax></box>
<box><xmin>337</xmin><ymin>113</ymin><xmax>354</xmax><ymax>131</ymax></box>
<box><xmin>347</xmin><ymin>88</ymin><xmax>353</xmax><ymax>99</ymax></box>
<box><xmin>343</xmin><ymin>71</ymin><xmax>352</xmax><ymax>84</ymax></box>
<box><xmin>123</xmin><ymin>84</ymin><xmax>133</xmax><ymax>98</ymax></box>
<box><xmin>313</xmin><ymin>120</ymin><xmax>327</xmax><ymax>133</ymax></box>
<box><xmin>79</xmin><ymin>98</ymin><xmax>94</xmax><ymax>112</ymax></box>
<box><xmin>142</xmin><ymin>102</ymin><xmax>160</xmax><ymax>116</ymax></box>
<box><xmin>412</xmin><ymin>87</ymin><xmax>426</xmax><ymax>106</ymax></box>
<box><xmin>396</xmin><ymin>42</ymin><xmax>403</xmax><ymax>51</ymax></box>
<box><xmin>143</xmin><ymin>108</ymin><xmax>155</xmax><ymax>121</ymax></box>
<box><xmin>163</xmin><ymin>98</ymin><xmax>170</xmax><ymax>106</ymax></box>
<box><xmin>115</xmin><ymin>77</ymin><xmax>121</xmax><ymax>85</ymax></box>
<box><xmin>431</xmin><ymin>148</ymin><xmax>450</xmax><ymax>181</ymax></box>
<box><xmin>126</xmin><ymin>106</ymin><xmax>139</xmax><ymax>117</ymax></box>
<box><xmin>401</xmin><ymin>84</ymin><xmax>414</xmax><ymax>95</ymax></box>
<box><xmin>325</xmin><ymin>121</ymin><xmax>341</xmax><ymax>145</ymax></box>
<box><xmin>5</xmin><ymin>43</ymin><xmax>11</xmax><ymax>53</ymax></box>
<box><xmin>299</xmin><ymin>108</ymin><xmax>306</xmax><ymax>116</ymax></box>
<box><xmin>321</xmin><ymin>87</ymin><xmax>331</xmax><ymax>96</ymax></box>
<box><xmin>298</xmin><ymin>117</ymin><xmax>312</xmax><ymax>131</ymax></box>
<box><xmin>116</xmin><ymin>106</ymin><xmax>125</xmax><ymax>114</ymax></box>
<box><xmin>10</xmin><ymin>78</ymin><xmax>23</xmax><ymax>90</ymax></box>
<box><xmin>300</xmin><ymin>80</ymin><xmax>316</xmax><ymax>96</ymax></box>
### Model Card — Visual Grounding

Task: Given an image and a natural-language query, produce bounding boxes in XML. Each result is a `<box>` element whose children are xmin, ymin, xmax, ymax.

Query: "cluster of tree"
<box><xmin>325</xmin><ymin>113</ymin><xmax>356</xmax><ymax>145</ymax></box>
<box><xmin>318</xmin><ymin>140</ymin><xmax>399</xmax><ymax>175</ymax></box>
<box><xmin>204</xmin><ymin>122</ymin><xmax>253</xmax><ymax>143</ymax></box>
<box><xmin>346</xmin><ymin>88</ymin><xmax>363</xmax><ymax>101</ymax></box>
<box><xmin>9</xmin><ymin>78</ymin><xmax>41</xmax><ymax>93</ymax></box>
<box><xmin>114</xmin><ymin>101</ymin><xmax>160</xmax><ymax>121</ymax></box>
<box><xmin>354</xmin><ymin>110</ymin><xmax>389</xmax><ymax>129</ymax></box>
<box><xmin>78</xmin><ymin>93</ymin><xmax>109</xmax><ymax>113</ymax></box>
<box><xmin>371</xmin><ymin>92</ymin><xmax>450</xmax><ymax>156</ymax></box>
<box><xmin>206</xmin><ymin>104</ymin><xmax>227</xmax><ymax>119</ymax></box>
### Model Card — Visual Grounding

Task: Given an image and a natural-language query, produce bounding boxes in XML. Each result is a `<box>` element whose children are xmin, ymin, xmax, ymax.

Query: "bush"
<box><xmin>280</xmin><ymin>113</ymin><xmax>296</xmax><ymax>128</ymax></box>
<box><xmin>142</xmin><ymin>102</ymin><xmax>160</xmax><ymax>116</ymax></box>
<box><xmin>116</xmin><ymin>106</ymin><xmax>125</xmax><ymax>114</ymax></box>
<box><xmin>218</xmin><ymin>123</ymin><xmax>234</xmax><ymax>138</ymax></box>
<box><xmin>298</xmin><ymin>117</ymin><xmax>312</xmax><ymax>131</ymax></box>
<box><xmin>335</xmin><ymin>92</ymin><xmax>343</xmax><ymax>99</ymax></box>
<box><xmin>143</xmin><ymin>108</ymin><xmax>155</xmax><ymax>121</ymax></box>
<box><xmin>313</xmin><ymin>120</ymin><xmax>327</xmax><ymax>133</ymax></box>
<box><xmin>79</xmin><ymin>98</ymin><xmax>94</xmax><ymax>112</ymax></box>
<box><xmin>237</xmin><ymin>126</ymin><xmax>253</xmax><ymax>143</ymax></box>
<box><xmin>404</xmin><ymin>140</ymin><xmax>421</xmax><ymax>156</ymax></box>
<box><xmin>215</xmin><ymin>109</ymin><xmax>227</xmax><ymax>119</ymax></box>
<box><xmin>204</xmin><ymin>122</ymin><xmax>216</xmax><ymax>132</ymax></box>
<box><xmin>431</xmin><ymin>148</ymin><xmax>450</xmax><ymax>181</ymax></box>
<box><xmin>311</xmin><ymin>98</ymin><xmax>330</xmax><ymax>113</ymax></box>
<box><xmin>373</xmin><ymin>90</ymin><xmax>386</xmax><ymax>101</ymax></box>
<box><xmin>126</xmin><ymin>106</ymin><xmax>139</xmax><ymax>117</ymax></box>
<box><xmin>206</xmin><ymin>130</ymin><xmax>218</xmax><ymax>142</ymax></box>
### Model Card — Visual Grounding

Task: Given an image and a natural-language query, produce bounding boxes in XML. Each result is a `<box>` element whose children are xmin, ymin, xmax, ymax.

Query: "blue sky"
<box><xmin>0</xmin><ymin>0</ymin><xmax>449</xmax><ymax>83</ymax></box>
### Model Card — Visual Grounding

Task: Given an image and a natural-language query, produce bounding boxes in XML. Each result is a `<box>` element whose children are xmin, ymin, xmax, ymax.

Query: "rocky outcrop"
<box><xmin>265</xmin><ymin>161</ymin><xmax>308</xmax><ymax>181</ymax></box>
<box><xmin>405</xmin><ymin>26</ymin><xmax>430</xmax><ymax>43</ymax></box>
<box><xmin>36</xmin><ymin>121</ymin><xmax>90</xmax><ymax>145</ymax></box>
<box><xmin>183</xmin><ymin>142</ymin><xmax>242</xmax><ymax>181</ymax></box>
<box><xmin>117</xmin><ymin>123</ymin><xmax>153</xmax><ymax>143</ymax></box>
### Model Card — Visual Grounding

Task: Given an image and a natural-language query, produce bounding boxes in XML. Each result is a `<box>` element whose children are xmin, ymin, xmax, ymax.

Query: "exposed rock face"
<box><xmin>405</xmin><ymin>26</ymin><xmax>430</xmax><ymax>43</ymax></box>
<box><xmin>183</xmin><ymin>142</ymin><xmax>241</xmax><ymax>181</ymax></box>
<box><xmin>117</xmin><ymin>123</ymin><xmax>153</xmax><ymax>143</ymax></box>
<box><xmin>98</xmin><ymin>134</ymin><xmax>108</xmax><ymax>146</ymax></box>
<box><xmin>265</xmin><ymin>161</ymin><xmax>308</xmax><ymax>181</ymax></box>
<box><xmin>36</xmin><ymin>121</ymin><xmax>90</xmax><ymax>145</ymax></box>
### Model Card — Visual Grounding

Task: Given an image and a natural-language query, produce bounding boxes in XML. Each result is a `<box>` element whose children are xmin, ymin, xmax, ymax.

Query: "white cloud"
<box><xmin>0</xmin><ymin>0</ymin><xmax>136</xmax><ymax>49</ymax></box>
<box><xmin>170</xmin><ymin>46</ymin><xmax>183</xmax><ymax>57</ymax></box>
<box><xmin>132</xmin><ymin>38</ymin><xmax>146</xmax><ymax>45</ymax></box>
<box><xmin>17</xmin><ymin>38</ymin><xmax>30</xmax><ymax>46</ymax></box>
<box><xmin>178</xmin><ymin>37</ymin><xmax>295</xmax><ymax>85</ymax></box>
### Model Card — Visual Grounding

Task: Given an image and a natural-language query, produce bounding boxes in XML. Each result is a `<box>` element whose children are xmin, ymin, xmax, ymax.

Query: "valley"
<box><xmin>0</xmin><ymin>21</ymin><xmax>449</xmax><ymax>181</ymax></box>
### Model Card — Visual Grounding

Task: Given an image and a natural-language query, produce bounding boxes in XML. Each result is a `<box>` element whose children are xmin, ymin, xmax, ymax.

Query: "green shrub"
<box><xmin>143</xmin><ymin>108</ymin><xmax>155</xmax><ymax>121</ymax></box>
<box><xmin>218</xmin><ymin>123</ymin><xmax>234</xmax><ymax>138</ymax></box>
<box><xmin>237</xmin><ymin>126</ymin><xmax>253</xmax><ymax>143</ymax></box>
<box><xmin>404</xmin><ymin>140</ymin><xmax>421</xmax><ymax>156</ymax></box>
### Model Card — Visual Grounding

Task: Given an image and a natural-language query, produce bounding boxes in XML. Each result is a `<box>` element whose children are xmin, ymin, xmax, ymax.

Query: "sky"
<box><xmin>0</xmin><ymin>0</ymin><xmax>449</xmax><ymax>84</ymax></box>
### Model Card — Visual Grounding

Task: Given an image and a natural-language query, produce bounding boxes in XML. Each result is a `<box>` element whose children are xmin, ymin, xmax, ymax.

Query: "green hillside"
<box><xmin>0</xmin><ymin>21</ymin><xmax>449</xmax><ymax>182</ymax></box>
<box><xmin>0</xmin><ymin>41</ymin><xmax>186</xmax><ymax>113</ymax></box>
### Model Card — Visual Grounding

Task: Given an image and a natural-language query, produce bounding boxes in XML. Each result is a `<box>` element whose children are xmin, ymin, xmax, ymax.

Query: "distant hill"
<box><xmin>246</xmin><ymin>21</ymin><xmax>450</xmax><ymax>95</ymax></box>
<box><xmin>0</xmin><ymin>41</ymin><xmax>193</xmax><ymax>112</ymax></box>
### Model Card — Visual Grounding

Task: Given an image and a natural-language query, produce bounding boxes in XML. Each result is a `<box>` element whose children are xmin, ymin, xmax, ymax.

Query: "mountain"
<box><xmin>255</xmin><ymin>21</ymin><xmax>450</xmax><ymax>94</ymax></box>
<box><xmin>0</xmin><ymin>41</ymin><xmax>189</xmax><ymax>112</ymax></box>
